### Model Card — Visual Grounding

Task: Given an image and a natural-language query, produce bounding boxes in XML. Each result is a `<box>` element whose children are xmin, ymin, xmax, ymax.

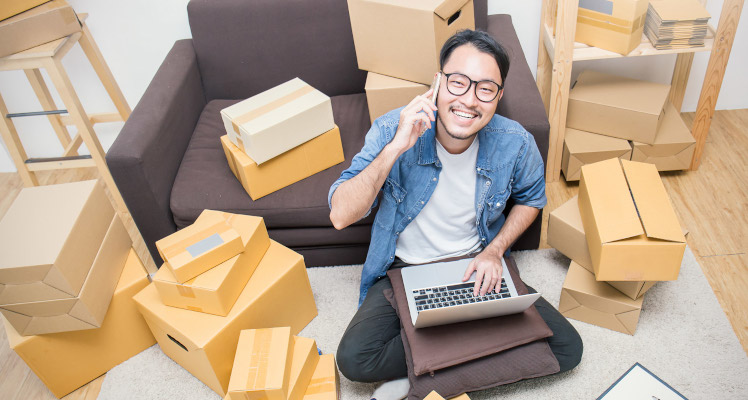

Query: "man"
<box><xmin>328</xmin><ymin>30</ymin><xmax>582</xmax><ymax>399</ymax></box>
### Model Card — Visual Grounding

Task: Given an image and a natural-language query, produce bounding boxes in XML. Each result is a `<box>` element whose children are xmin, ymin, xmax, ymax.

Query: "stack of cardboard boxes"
<box><xmin>346</xmin><ymin>0</ymin><xmax>475</xmax><ymax>123</ymax></box>
<box><xmin>561</xmin><ymin>70</ymin><xmax>696</xmax><ymax>181</ymax></box>
<box><xmin>0</xmin><ymin>181</ymin><xmax>156</xmax><ymax>397</ymax></box>
<box><xmin>549</xmin><ymin>158</ymin><xmax>687</xmax><ymax>335</ymax></box>
<box><xmin>133</xmin><ymin>209</ymin><xmax>318</xmax><ymax>397</ymax></box>
<box><xmin>220</xmin><ymin>77</ymin><xmax>345</xmax><ymax>200</ymax></box>
<box><xmin>0</xmin><ymin>0</ymin><xmax>82</xmax><ymax>58</ymax></box>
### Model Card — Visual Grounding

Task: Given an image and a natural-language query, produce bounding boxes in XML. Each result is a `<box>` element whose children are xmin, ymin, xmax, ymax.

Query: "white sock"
<box><xmin>370</xmin><ymin>377</ymin><xmax>410</xmax><ymax>400</ymax></box>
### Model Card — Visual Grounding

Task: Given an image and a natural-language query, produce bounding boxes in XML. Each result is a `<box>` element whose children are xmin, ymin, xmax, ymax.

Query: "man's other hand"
<box><xmin>462</xmin><ymin>246</ymin><xmax>504</xmax><ymax>296</ymax></box>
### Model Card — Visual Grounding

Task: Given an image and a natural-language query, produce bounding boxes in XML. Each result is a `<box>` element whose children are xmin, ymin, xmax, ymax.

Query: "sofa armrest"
<box><xmin>106</xmin><ymin>39</ymin><xmax>206</xmax><ymax>265</ymax></box>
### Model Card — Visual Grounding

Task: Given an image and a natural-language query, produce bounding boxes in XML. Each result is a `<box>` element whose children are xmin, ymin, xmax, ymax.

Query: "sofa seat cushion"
<box><xmin>170</xmin><ymin>93</ymin><xmax>374</xmax><ymax>234</ymax></box>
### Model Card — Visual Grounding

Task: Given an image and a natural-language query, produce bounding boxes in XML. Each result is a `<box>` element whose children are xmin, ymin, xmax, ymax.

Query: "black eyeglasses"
<box><xmin>442</xmin><ymin>72</ymin><xmax>503</xmax><ymax>103</ymax></box>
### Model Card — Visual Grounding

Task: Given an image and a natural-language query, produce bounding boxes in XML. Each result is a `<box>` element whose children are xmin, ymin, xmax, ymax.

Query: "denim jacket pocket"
<box><xmin>374</xmin><ymin>178</ymin><xmax>407</xmax><ymax>229</ymax></box>
<box><xmin>485</xmin><ymin>189</ymin><xmax>511</xmax><ymax>225</ymax></box>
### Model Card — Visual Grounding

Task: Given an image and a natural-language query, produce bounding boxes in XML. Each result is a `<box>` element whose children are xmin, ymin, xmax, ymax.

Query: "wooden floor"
<box><xmin>0</xmin><ymin>109</ymin><xmax>746</xmax><ymax>399</ymax></box>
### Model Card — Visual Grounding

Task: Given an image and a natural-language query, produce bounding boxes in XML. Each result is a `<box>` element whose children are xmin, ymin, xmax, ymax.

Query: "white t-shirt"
<box><xmin>395</xmin><ymin>137</ymin><xmax>482</xmax><ymax>264</ymax></box>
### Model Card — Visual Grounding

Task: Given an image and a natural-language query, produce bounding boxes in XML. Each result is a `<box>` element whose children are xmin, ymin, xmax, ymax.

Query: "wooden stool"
<box><xmin>0</xmin><ymin>18</ymin><xmax>157</xmax><ymax>273</ymax></box>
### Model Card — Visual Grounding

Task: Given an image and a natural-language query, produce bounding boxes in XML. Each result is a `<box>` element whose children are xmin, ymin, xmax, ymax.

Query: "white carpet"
<box><xmin>99</xmin><ymin>247</ymin><xmax>748</xmax><ymax>399</ymax></box>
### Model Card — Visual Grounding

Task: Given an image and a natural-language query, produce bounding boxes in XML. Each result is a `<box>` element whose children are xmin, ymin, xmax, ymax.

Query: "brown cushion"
<box><xmin>170</xmin><ymin>93</ymin><xmax>374</xmax><ymax>231</ymax></box>
<box><xmin>386</xmin><ymin>256</ymin><xmax>555</xmax><ymax>376</ymax></box>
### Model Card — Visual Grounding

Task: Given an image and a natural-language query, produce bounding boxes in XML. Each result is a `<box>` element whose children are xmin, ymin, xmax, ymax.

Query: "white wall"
<box><xmin>0</xmin><ymin>0</ymin><xmax>745</xmax><ymax>172</ymax></box>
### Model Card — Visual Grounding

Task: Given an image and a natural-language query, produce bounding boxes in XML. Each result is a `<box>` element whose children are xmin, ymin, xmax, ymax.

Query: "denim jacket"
<box><xmin>328</xmin><ymin>107</ymin><xmax>547</xmax><ymax>306</ymax></box>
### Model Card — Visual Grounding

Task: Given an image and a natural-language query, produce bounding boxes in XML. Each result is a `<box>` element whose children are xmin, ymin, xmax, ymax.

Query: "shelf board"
<box><xmin>543</xmin><ymin>23</ymin><xmax>715</xmax><ymax>62</ymax></box>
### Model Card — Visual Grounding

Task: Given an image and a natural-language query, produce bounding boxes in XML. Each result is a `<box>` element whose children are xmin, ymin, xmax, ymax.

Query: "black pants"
<box><xmin>336</xmin><ymin>276</ymin><xmax>583</xmax><ymax>383</ymax></box>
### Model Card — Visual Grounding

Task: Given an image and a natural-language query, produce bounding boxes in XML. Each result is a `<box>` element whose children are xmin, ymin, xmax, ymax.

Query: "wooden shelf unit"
<box><xmin>536</xmin><ymin>0</ymin><xmax>744</xmax><ymax>182</ymax></box>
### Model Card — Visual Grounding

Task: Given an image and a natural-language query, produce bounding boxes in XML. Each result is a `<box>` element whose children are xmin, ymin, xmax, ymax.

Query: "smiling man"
<box><xmin>328</xmin><ymin>30</ymin><xmax>582</xmax><ymax>399</ymax></box>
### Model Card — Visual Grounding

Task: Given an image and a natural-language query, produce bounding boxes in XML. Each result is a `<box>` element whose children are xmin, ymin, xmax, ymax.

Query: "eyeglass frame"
<box><xmin>441</xmin><ymin>72</ymin><xmax>504</xmax><ymax>103</ymax></box>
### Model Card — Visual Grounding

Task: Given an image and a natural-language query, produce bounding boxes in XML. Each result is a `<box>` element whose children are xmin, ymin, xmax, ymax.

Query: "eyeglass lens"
<box><xmin>445</xmin><ymin>73</ymin><xmax>500</xmax><ymax>102</ymax></box>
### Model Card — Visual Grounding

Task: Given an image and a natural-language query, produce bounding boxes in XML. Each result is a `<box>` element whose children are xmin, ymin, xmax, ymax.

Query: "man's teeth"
<box><xmin>452</xmin><ymin>109</ymin><xmax>477</xmax><ymax>119</ymax></box>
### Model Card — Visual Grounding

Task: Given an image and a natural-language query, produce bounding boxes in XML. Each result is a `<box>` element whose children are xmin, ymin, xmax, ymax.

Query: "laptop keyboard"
<box><xmin>412</xmin><ymin>279</ymin><xmax>511</xmax><ymax>312</ymax></box>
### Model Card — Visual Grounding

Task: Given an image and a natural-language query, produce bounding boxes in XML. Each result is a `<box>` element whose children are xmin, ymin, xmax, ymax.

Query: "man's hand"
<box><xmin>462</xmin><ymin>246</ymin><xmax>505</xmax><ymax>296</ymax></box>
<box><xmin>388</xmin><ymin>89</ymin><xmax>437</xmax><ymax>156</ymax></box>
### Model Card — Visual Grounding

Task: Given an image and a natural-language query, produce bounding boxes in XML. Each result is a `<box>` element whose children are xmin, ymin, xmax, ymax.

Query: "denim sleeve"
<box><xmin>510</xmin><ymin>133</ymin><xmax>547</xmax><ymax>209</ymax></box>
<box><xmin>327</xmin><ymin>120</ymin><xmax>390</xmax><ymax>219</ymax></box>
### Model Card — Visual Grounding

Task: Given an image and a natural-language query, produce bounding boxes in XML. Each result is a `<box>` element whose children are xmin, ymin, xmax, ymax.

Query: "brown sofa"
<box><xmin>106</xmin><ymin>0</ymin><xmax>549</xmax><ymax>267</ymax></box>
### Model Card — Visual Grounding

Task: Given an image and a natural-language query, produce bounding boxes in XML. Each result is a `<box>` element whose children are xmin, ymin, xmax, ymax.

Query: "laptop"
<box><xmin>400</xmin><ymin>257</ymin><xmax>541</xmax><ymax>329</ymax></box>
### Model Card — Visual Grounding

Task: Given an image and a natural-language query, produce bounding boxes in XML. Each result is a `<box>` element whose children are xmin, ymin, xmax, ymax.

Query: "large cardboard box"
<box><xmin>567</xmin><ymin>71</ymin><xmax>670</xmax><ymax>144</ymax></box>
<box><xmin>226</xmin><ymin>327</ymin><xmax>293</xmax><ymax>400</ymax></box>
<box><xmin>1</xmin><ymin>215</ymin><xmax>131</xmax><ymax>335</ymax></box>
<box><xmin>153</xmin><ymin>211</ymin><xmax>270</xmax><ymax>316</ymax></box>
<box><xmin>134</xmin><ymin>240</ymin><xmax>317</xmax><ymax>397</ymax></box>
<box><xmin>289</xmin><ymin>336</ymin><xmax>321</xmax><ymax>400</ymax></box>
<box><xmin>347</xmin><ymin>0</ymin><xmax>475</xmax><ymax>85</ymax></box>
<box><xmin>574</xmin><ymin>0</ymin><xmax>648</xmax><ymax>55</ymax></box>
<box><xmin>0</xmin><ymin>180</ymin><xmax>114</xmax><ymax>300</ymax></box>
<box><xmin>220</xmin><ymin>125</ymin><xmax>344</xmax><ymax>200</ymax></box>
<box><xmin>221</xmin><ymin>78</ymin><xmax>334</xmax><ymax>165</ymax></box>
<box><xmin>561</xmin><ymin>128</ymin><xmax>632</xmax><ymax>181</ymax></box>
<box><xmin>303</xmin><ymin>354</ymin><xmax>339</xmax><ymax>400</ymax></box>
<box><xmin>0</xmin><ymin>0</ymin><xmax>81</xmax><ymax>58</ymax></box>
<box><xmin>2</xmin><ymin>249</ymin><xmax>156</xmax><ymax>398</ymax></box>
<box><xmin>155</xmin><ymin>210</ymin><xmax>244</xmax><ymax>284</ymax></box>
<box><xmin>559</xmin><ymin>261</ymin><xmax>643</xmax><ymax>335</ymax></box>
<box><xmin>579</xmin><ymin>158</ymin><xmax>686</xmax><ymax>281</ymax></box>
<box><xmin>365</xmin><ymin>72</ymin><xmax>428</xmax><ymax>124</ymax></box>
<box><xmin>631</xmin><ymin>103</ymin><xmax>696</xmax><ymax>171</ymax></box>
<box><xmin>548</xmin><ymin>196</ymin><xmax>656</xmax><ymax>300</ymax></box>
<box><xmin>0</xmin><ymin>0</ymin><xmax>48</xmax><ymax>21</ymax></box>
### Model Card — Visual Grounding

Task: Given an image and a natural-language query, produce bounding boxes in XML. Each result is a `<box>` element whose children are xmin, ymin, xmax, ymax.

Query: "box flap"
<box><xmin>580</xmin><ymin>159</ymin><xmax>644</xmax><ymax>243</ymax></box>
<box><xmin>432</xmin><ymin>0</ymin><xmax>471</xmax><ymax>20</ymax></box>
<box><xmin>620</xmin><ymin>160</ymin><xmax>685</xmax><ymax>242</ymax></box>
<box><xmin>565</xmin><ymin>127</ymin><xmax>632</xmax><ymax>154</ymax></box>
<box><xmin>616</xmin><ymin>308</ymin><xmax>641</xmax><ymax>335</ymax></box>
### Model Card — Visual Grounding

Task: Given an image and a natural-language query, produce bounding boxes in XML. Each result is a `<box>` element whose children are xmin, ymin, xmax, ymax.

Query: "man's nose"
<box><xmin>459</xmin><ymin>83</ymin><xmax>480</xmax><ymax>106</ymax></box>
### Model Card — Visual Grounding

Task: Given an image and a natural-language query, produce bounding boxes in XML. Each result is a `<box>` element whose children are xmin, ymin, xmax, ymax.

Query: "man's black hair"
<box><xmin>439</xmin><ymin>29</ymin><xmax>510</xmax><ymax>85</ymax></box>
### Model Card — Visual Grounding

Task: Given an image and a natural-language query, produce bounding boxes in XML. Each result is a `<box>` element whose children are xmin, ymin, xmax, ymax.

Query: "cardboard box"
<box><xmin>548</xmin><ymin>196</ymin><xmax>656</xmax><ymax>300</ymax></box>
<box><xmin>559</xmin><ymin>261</ymin><xmax>643</xmax><ymax>335</ymax></box>
<box><xmin>561</xmin><ymin>128</ymin><xmax>632</xmax><ymax>181</ymax></box>
<box><xmin>153</xmin><ymin>211</ymin><xmax>270</xmax><ymax>316</ymax></box>
<box><xmin>424</xmin><ymin>393</ymin><xmax>471</xmax><ymax>400</ymax></box>
<box><xmin>1</xmin><ymin>215</ymin><xmax>131</xmax><ymax>335</ymax></box>
<box><xmin>156</xmin><ymin>210</ymin><xmax>244</xmax><ymax>284</ymax></box>
<box><xmin>220</xmin><ymin>125</ymin><xmax>344</xmax><ymax>201</ymax></box>
<box><xmin>631</xmin><ymin>103</ymin><xmax>696</xmax><ymax>171</ymax></box>
<box><xmin>567</xmin><ymin>71</ymin><xmax>670</xmax><ymax>144</ymax></box>
<box><xmin>302</xmin><ymin>354</ymin><xmax>339</xmax><ymax>400</ymax></box>
<box><xmin>0</xmin><ymin>180</ymin><xmax>114</xmax><ymax>299</ymax></box>
<box><xmin>0</xmin><ymin>0</ymin><xmax>48</xmax><ymax>21</ymax></box>
<box><xmin>288</xmin><ymin>336</ymin><xmax>321</xmax><ymax>400</ymax></box>
<box><xmin>0</xmin><ymin>0</ymin><xmax>81</xmax><ymax>58</ymax></box>
<box><xmin>579</xmin><ymin>158</ymin><xmax>686</xmax><ymax>281</ymax></box>
<box><xmin>2</xmin><ymin>249</ymin><xmax>156</xmax><ymax>398</ymax></box>
<box><xmin>347</xmin><ymin>0</ymin><xmax>475</xmax><ymax>85</ymax></box>
<box><xmin>365</xmin><ymin>72</ymin><xmax>428</xmax><ymax>124</ymax></box>
<box><xmin>134</xmin><ymin>240</ymin><xmax>317</xmax><ymax>397</ymax></box>
<box><xmin>574</xmin><ymin>0</ymin><xmax>648</xmax><ymax>55</ymax></box>
<box><xmin>226</xmin><ymin>327</ymin><xmax>293</xmax><ymax>400</ymax></box>
<box><xmin>221</xmin><ymin>78</ymin><xmax>334</xmax><ymax>165</ymax></box>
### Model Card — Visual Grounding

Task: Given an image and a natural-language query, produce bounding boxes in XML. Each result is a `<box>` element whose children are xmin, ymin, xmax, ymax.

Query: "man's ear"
<box><xmin>498</xmin><ymin>89</ymin><xmax>504</xmax><ymax>102</ymax></box>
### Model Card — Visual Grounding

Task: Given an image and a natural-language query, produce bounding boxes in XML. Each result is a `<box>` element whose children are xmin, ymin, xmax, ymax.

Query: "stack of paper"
<box><xmin>644</xmin><ymin>0</ymin><xmax>711</xmax><ymax>50</ymax></box>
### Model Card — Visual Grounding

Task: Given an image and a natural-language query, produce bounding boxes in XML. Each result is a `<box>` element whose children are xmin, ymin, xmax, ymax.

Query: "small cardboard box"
<box><xmin>579</xmin><ymin>158</ymin><xmax>686</xmax><ymax>281</ymax></box>
<box><xmin>302</xmin><ymin>354</ymin><xmax>339</xmax><ymax>400</ymax></box>
<box><xmin>0</xmin><ymin>180</ymin><xmax>114</xmax><ymax>299</ymax></box>
<box><xmin>548</xmin><ymin>196</ymin><xmax>656</xmax><ymax>300</ymax></box>
<box><xmin>347</xmin><ymin>0</ymin><xmax>475</xmax><ymax>85</ymax></box>
<box><xmin>365</xmin><ymin>72</ymin><xmax>428</xmax><ymax>124</ymax></box>
<box><xmin>574</xmin><ymin>0</ymin><xmax>649</xmax><ymax>55</ymax></box>
<box><xmin>424</xmin><ymin>393</ymin><xmax>471</xmax><ymax>400</ymax></box>
<box><xmin>134</xmin><ymin>240</ymin><xmax>317</xmax><ymax>397</ymax></box>
<box><xmin>153</xmin><ymin>211</ymin><xmax>270</xmax><ymax>316</ymax></box>
<box><xmin>220</xmin><ymin>125</ymin><xmax>344</xmax><ymax>200</ymax></box>
<box><xmin>221</xmin><ymin>78</ymin><xmax>334</xmax><ymax>165</ymax></box>
<box><xmin>561</xmin><ymin>128</ymin><xmax>632</xmax><ymax>181</ymax></box>
<box><xmin>567</xmin><ymin>71</ymin><xmax>670</xmax><ymax>144</ymax></box>
<box><xmin>226</xmin><ymin>327</ymin><xmax>293</xmax><ymax>400</ymax></box>
<box><xmin>2</xmin><ymin>249</ymin><xmax>156</xmax><ymax>398</ymax></box>
<box><xmin>631</xmin><ymin>103</ymin><xmax>696</xmax><ymax>171</ymax></box>
<box><xmin>560</xmin><ymin>261</ymin><xmax>643</xmax><ymax>335</ymax></box>
<box><xmin>0</xmin><ymin>0</ymin><xmax>81</xmax><ymax>58</ymax></box>
<box><xmin>0</xmin><ymin>215</ymin><xmax>131</xmax><ymax>335</ymax></box>
<box><xmin>0</xmin><ymin>0</ymin><xmax>49</xmax><ymax>21</ymax></box>
<box><xmin>155</xmin><ymin>210</ymin><xmax>244</xmax><ymax>284</ymax></box>
<box><xmin>288</xmin><ymin>336</ymin><xmax>321</xmax><ymax>400</ymax></box>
